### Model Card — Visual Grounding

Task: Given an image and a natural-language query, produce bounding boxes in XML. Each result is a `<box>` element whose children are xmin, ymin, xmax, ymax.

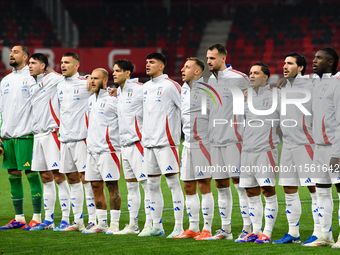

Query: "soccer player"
<box><xmin>0</xmin><ymin>45</ymin><xmax>43</xmax><ymax>230</ymax></box>
<box><xmin>272</xmin><ymin>53</ymin><xmax>318</xmax><ymax>244</ymax></box>
<box><xmin>82</xmin><ymin>68</ymin><xmax>122</xmax><ymax>234</ymax></box>
<box><xmin>113</xmin><ymin>59</ymin><xmax>151</xmax><ymax>234</ymax></box>
<box><xmin>57</xmin><ymin>52</ymin><xmax>95</xmax><ymax>232</ymax></box>
<box><xmin>238</xmin><ymin>63</ymin><xmax>279</xmax><ymax>244</ymax></box>
<box><xmin>304</xmin><ymin>48</ymin><xmax>340</xmax><ymax>248</ymax></box>
<box><xmin>138</xmin><ymin>53</ymin><xmax>184</xmax><ymax>238</ymax></box>
<box><xmin>26</xmin><ymin>53</ymin><xmax>71</xmax><ymax>231</ymax></box>
<box><xmin>174</xmin><ymin>57</ymin><xmax>214</xmax><ymax>240</ymax></box>
<box><xmin>206</xmin><ymin>44</ymin><xmax>251</xmax><ymax>240</ymax></box>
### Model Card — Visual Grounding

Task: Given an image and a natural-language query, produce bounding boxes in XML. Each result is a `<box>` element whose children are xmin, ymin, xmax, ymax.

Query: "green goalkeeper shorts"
<box><xmin>3</xmin><ymin>136</ymin><xmax>34</xmax><ymax>170</ymax></box>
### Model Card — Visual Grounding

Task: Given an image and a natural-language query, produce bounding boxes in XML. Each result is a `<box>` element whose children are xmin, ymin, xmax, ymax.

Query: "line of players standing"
<box><xmin>0</xmin><ymin>43</ymin><xmax>340</xmax><ymax>249</ymax></box>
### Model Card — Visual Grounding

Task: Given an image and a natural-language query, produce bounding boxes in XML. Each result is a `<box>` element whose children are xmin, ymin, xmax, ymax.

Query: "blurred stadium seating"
<box><xmin>0</xmin><ymin>1</ymin><xmax>62</xmax><ymax>48</ymax></box>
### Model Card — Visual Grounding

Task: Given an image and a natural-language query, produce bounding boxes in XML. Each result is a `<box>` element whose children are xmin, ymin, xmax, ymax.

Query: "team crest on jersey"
<box><xmin>155</xmin><ymin>87</ymin><xmax>163</xmax><ymax>102</ymax></box>
<box><xmin>127</xmin><ymin>89</ymin><xmax>133</xmax><ymax>97</ymax></box>
<box><xmin>21</xmin><ymin>78</ymin><xmax>29</xmax><ymax>92</ymax></box>
<box><xmin>193</xmin><ymin>93</ymin><xmax>198</xmax><ymax>99</ymax></box>
<box><xmin>263</xmin><ymin>97</ymin><xmax>269</xmax><ymax>107</ymax></box>
<box><xmin>73</xmin><ymin>86</ymin><xmax>80</xmax><ymax>100</ymax></box>
<box><xmin>38</xmin><ymin>82</ymin><xmax>44</xmax><ymax>88</ymax></box>
<box><xmin>157</xmin><ymin>87</ymin><xmax>162</xmax><ymax>96</ymax></box>
<box><xmin>5</xmin><ymin>83</ymin><xmax>9</xmax><ymax>87</ymax></box>
<box><xmin>183</xmin><ymin>90</ymin><xmax>187</xmax><ymax>95</ymax></box>
<box><xmin>99</xmin><ymin>99</ymin><xmax>107</xmax><ymax>114</ymax></box>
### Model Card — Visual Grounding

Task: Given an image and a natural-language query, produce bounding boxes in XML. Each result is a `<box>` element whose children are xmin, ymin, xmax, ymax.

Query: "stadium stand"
<box><xmin>0</xmin><ymin>1</ymin><xmax>62</xmax><ymax>48</ymax></box>
<box><xmin>62</xmin><ymin>2</ymin><xmax>207</xmax><ymax>77</ymax></box>
<box><xmin>226</xmin><ymin>3</ymin><xmax>340</xmax><ymax>75</ymax></box>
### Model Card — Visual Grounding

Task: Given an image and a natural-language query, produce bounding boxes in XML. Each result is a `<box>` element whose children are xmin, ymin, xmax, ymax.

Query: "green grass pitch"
<box><xmin>0</xmin><ymin>142</ymin><xmax>340</xmax><ymax>254</ymax></box>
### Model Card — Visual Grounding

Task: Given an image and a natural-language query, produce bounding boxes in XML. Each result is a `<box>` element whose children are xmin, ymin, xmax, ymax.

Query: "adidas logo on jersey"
<box><xmin>241</xmin><ymin>211</ymin><xmax>247</xmax><ymax>215</ymax></box>
<box><xmin>71</xmin><ymin>203</ymin><xmax>75</xmax><ymax>207</ymax></box>
<box><xmin>106</xmin><ymin>173</ymin><xmax>112</xmax><ymax>178</ymax></box>
<box><xmin>198</xmin><ymin>171</ymin><xmax>204</xmax><ymax>177</ymax></box>
<box><xmin>233</xmin><ymin>168</ymin><xmax>240</xmax><ymax>174</ymax></box>
<box><xmin>166</xmin><ymin>165</ymin><xmax>173</xmax><ymax>171</ymax></box>
<box><xmin>139</xmin><ymin>173</ymin><xmax>146</xmax><ymax>178</ymax></box>
<box><xmin>264</xmin><ymin>178</ymin><xmax>270</xmax><ymax>184</ymax></box>
<box><xmin>144</xmin><ymin>91</ymin><xmax>147</xmax><ymax>95</ymax></box>
<box><xmin>44</xmin><ymin>203</ymin><xmax>47</xmax><ymax>207</ymax></box>
<box><xmin>83</xmin><ymin>165</ymin><xmax>86</xmax><ymax>169</ymax></box>
<box><xmin>61</xmin><ymin>203</ymin><xmax>67</xmax><ymax>207</ymax></box>
<box><xmin>80</xmin><ymin>213</ymin><xmax>83</xmax><ymax>219</ymax></box>
<box><xmin>174</xmin><ymin>207</ymin><xmax>180</xmax><ymax>211</ymax></box>
<box><xmin>220</xmin><ymin>212</ymin><xmax>225</xmax><ymax>216</ymax></box>
<box><xmin>266</xmin><ymin>215</ymin><xmax>274</xmax><ymax>219</ymax></box>
<box><xmin>188</xmin><ymin>213</ymin><xmax>192</xmax><ymax>217</ymax></box>
<box><xmin>52</xmin><ymin>162</ymin><xmax>58</xmax><ymax>167</ymax></box>
<box><xmin>59</xmin><ymin>91</ymin><xmax>63</xmax><ymax>95</ymax></box>
<box><xmin>305</xmin><ymin>178</ymin><xmax>312</xmax><ymax>183</ymax></box>
<box><xmin>249</xmin><ymin>212</ymin><xmax>255</xmax><ymax>217</ymax></box>
<box><xmin>150</xmin><ymin>207</ymin><xmax>155</xmax><ymax>211</ymax></box>
<box><xmin>128</xmin><ymin>204</ymin><xmax>131</xmax><ymax>208</ymax></box>
<box><xmin>23</xmin><ymin>162</ymin><xmax>30</xmax><ymax>167</ymax></box>
<box><xmin>318</xmin><ymin>213</ymin><xmax>323</xmax><ymax>217</ymax></box>
<box><xmin>88</xmin><ymin>203</ymin><xmax>95</xmax><ymax>207</ymax></box>
<box><xmin>285</xmin><ymin>210</ymin><xmax>291</xmax><ymax>214</ymax></box>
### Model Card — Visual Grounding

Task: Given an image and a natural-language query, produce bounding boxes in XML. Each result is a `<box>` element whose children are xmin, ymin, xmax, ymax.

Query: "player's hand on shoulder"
<box><xmin>86</xmin><ymin>75</ymin><xmax>91</xmax><ymax>91</ymax></box>
<box><xmin>44</xmin><ymin>69</ymin><xmax>55</xmax><ymax>76</ymax></box>
<box><xmin>277</xmin><ymin>78</ymin><xmax>287</xmax><ymax>89</ymax></box>
<box><xmin>108</xmin><ymin>87</ymin><xmax>117</xmax><ymax>97</ymax></box>
<box><xmin>243</xmin><ymin>89</ymin><xmax>248</xmax><ymax>102</ymax></box>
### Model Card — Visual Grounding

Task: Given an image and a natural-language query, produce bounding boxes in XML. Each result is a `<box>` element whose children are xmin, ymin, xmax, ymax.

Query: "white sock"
<box><xmin>166</xmin><ymin>174</ymin><xmax>184</xmax><ymax>230</ymax></box>
<box><xmin>70</xmin><ymin>182</ymin><xmax>84</xmax><ymax>225</ymax></box>
<box><xmin>148</xmin><ymin>176</ymin><xmax>163</xmax><ymax>229</ymax></box>
<box><xmin>15</xmin><ymin>214</ymin><xmax>25</xmax><ymax>222</ymax></box>
<box><xmin>84</xmin><ymin>182</ymin><xmax>96</xmax><ymax>223</ymax></box>
<box><xmin>186</xmin><ymin>193</ymin><xmax>200</xmax><ymax>232</ymax></box>
<box><xmin>248</xmin><ymin>195</ymin><xmax>263</xmax><ymax>235</ymax></box>
<box><xmin>202</xmin><ymin>192</ymin><xmax>214</xmax><ymax>233</ymax></box>
<box><xmin>96</xmin><ymin>209</ymin><xmax>108</xmax><ymax>227</ymax></box>
<box><xmin>217</xmin><ymin>187</ymin><xmax>232</xmax><ymax>232</ymax></box>
<box><xmin>110</xmin><ymin>209</ymin><xmax>121</xmax><ymax>228</ymax></box>
<box><xmin>127</xmin><ymin>182</ymin><xmax>140</xmax><ymax>227</ymax></box>
<box><xmin>141</xmin><ymin>179</ymin><xmax>152</xmax><ymax>228</ymax></box>
<box><xmin>316</xmin><ymin>187</ymin><xmax>333</xmax><ymax>240</ymax></box>
<box><xmin>32</xmin><ymin>213</ymin><xmax>41</xmax><ymax>223</ymax></box>
<box><xmin>234</xmin><ymin>183</ymin><xmax>251</xmax><ymax>232</ymax></box>
<box><xmin>285</xmin><ymin>192</ymin><xmax>300</xmax><ymax>237</ymax></box>
<box><xmin>43</xmin><ymin>181</ymin><xmax>56</xmax><ymax>222</ymax></box>
<box><xmin>310</xmin><ymin>191</ymin><xmax>321</xmax><ymax>238</ymax></box>
<box><xmin>57</xmin><ymin>180</ymin><xmax>70</xmax><ymax>223</ymax></box>
<box><xmin>263</xmin><ymin>194</ymin><xmax>278</xmax><ymax>238</ymax></box>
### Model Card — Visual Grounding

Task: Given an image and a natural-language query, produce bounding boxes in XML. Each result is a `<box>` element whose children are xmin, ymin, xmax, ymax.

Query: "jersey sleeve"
<box><xmin>237</xmin><ymin>74</ymin><xmax>250</xmax><ymax>91</ymax></box>
<box><xmin>331</xmin><ymin>85</ymin><xmax>340</xmax><ymax>158</ymax></box>
<box><xmin>170</xmin><ymin>81</ymin><xmax>181</xmax><ymax>109</ymax></box>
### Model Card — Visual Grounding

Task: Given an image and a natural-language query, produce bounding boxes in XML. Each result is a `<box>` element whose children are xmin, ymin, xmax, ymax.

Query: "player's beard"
<box><xmin>9</xmin><ymin>61</ymin><xmax>19</xmax><ymax>67</ymax></box>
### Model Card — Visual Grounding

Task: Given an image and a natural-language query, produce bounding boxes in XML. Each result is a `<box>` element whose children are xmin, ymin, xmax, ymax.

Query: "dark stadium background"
<box><xmin>1</xmin><ymin>0</ymin><xmax>339</xmax><ymax>85</ymax></box>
